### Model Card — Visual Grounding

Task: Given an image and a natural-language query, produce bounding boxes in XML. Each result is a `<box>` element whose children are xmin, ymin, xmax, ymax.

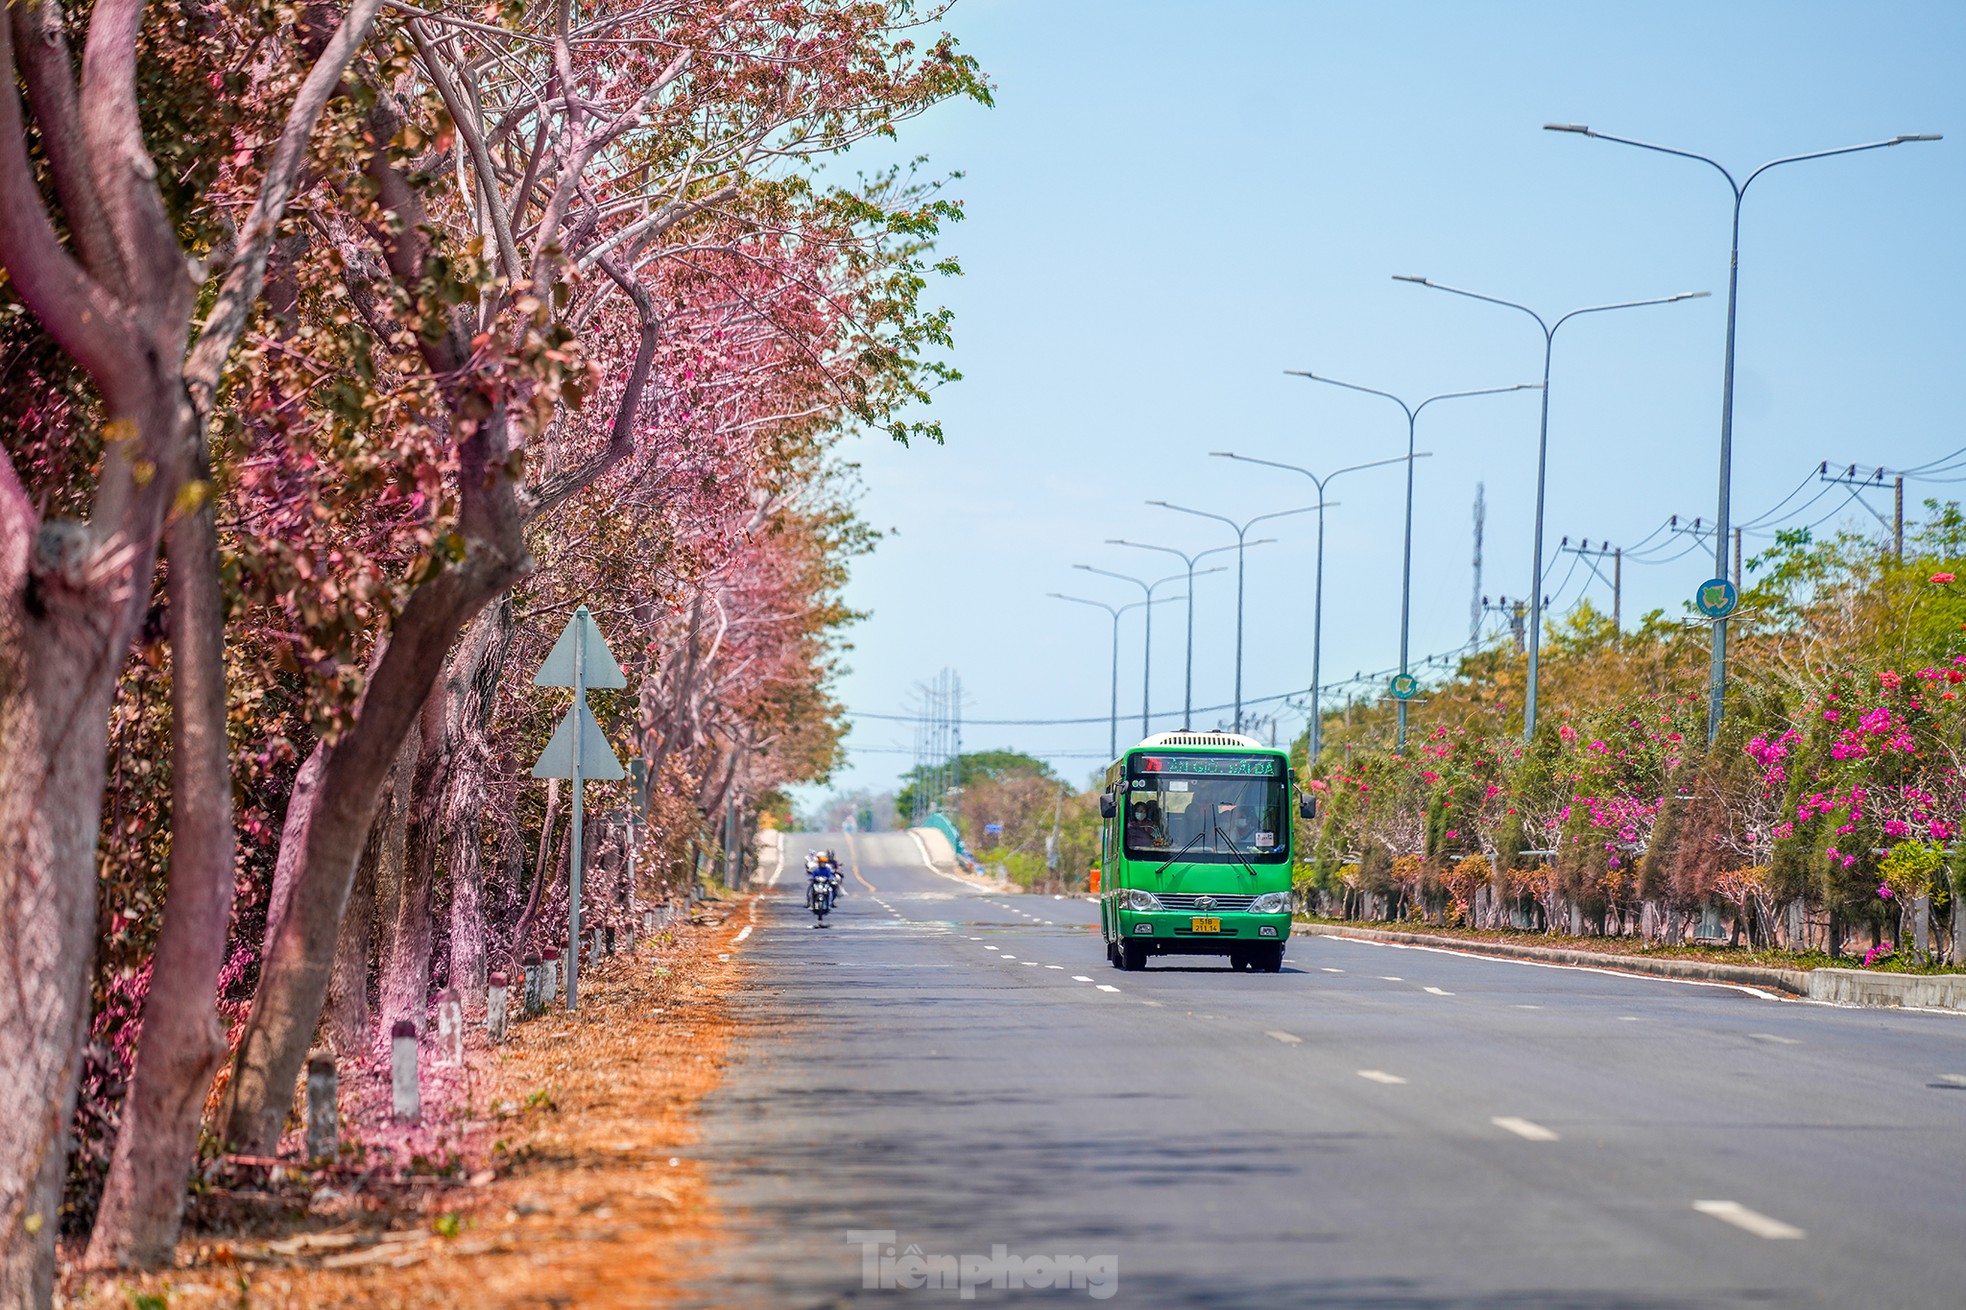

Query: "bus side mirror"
<box><xmin>1099</xmin><ymin>792</ymin><xmax>1117</xmax><ymax>819</ymax></box>
<box><xmin>1298</xmin><ymin>793</ymin><xmax>1317</xmax><ymax>820</ymax></box>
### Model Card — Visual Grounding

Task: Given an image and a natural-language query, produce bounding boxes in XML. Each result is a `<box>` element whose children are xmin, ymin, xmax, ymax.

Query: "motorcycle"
<box><xmin>807</xmin><ymin>862</ymin><xmax>841</xmax><ymax>925</ymax></box>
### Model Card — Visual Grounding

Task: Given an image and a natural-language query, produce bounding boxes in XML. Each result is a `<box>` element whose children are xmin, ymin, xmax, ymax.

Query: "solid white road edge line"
<box><xmin>1693</xmin><ymin>1200</ymin><xmax>1804</xmax><ymax>1240</ymax></box>
<box><xmin>1321</xmin><ymin>935</ymin><xmax>1792</xmax><ymax>1002</ymax></box>
<box><xmin>732</xmin><ymin>925</ymin><xmax>753</xmax><ymax>944</ymax></box>
<box><xmin>1492</xmin><ymin>1116</ymin><xmax>1559</xmax><ymax>1141</ymax></box>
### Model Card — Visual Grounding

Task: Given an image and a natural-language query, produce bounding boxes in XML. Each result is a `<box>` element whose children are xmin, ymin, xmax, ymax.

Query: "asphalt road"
<box><xmin>688</xmin><ymin>831</ymin><xmax>1966</xmax><ymax>1308</ymax></box>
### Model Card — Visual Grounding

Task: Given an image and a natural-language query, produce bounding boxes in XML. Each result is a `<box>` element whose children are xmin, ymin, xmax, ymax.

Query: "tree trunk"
<box><xmin>380</xmin><ymin>687</ymin><xmax>446</xmax><ymax>1037</ymax></box>
<box><xmin>444</xmin><ymin>599</ymin><xmax>514</xmax><ymax>1000</ymax></box>
<box><xmin>325</xmin><ymin>804</ymin><xmax>386</xmax><ymax>1056</ymax></box>
<box><xmin>84</xmin><ymin>489</ymin><xmax>235</xmax><ymax>1268</ymax></box>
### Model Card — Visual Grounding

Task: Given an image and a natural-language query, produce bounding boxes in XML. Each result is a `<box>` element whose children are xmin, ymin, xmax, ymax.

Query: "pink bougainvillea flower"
<box><xmin>1878</xmin><ymin>883</ymin><xmax>1895</xmax><ymax>900</ymax></box>
<box><xmin>1931</xmin><ymin>572</ymin><xmax>1956</xmax><ymax>584</ymax></box>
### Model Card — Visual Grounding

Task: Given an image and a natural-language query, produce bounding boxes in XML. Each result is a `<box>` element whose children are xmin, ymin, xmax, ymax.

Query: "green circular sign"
<box><xmin>1694</xmin><ymin>577</ymin><xmax>1738</xmax><ymax>620</ymax></box>
<box><xmin>1389</xmin><ymin>672</ymin><xmax>1419</xmax><ymax>701</ymax></box>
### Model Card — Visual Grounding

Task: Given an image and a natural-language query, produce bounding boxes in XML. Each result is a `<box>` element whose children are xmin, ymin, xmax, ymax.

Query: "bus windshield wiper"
<box><xmin>1216</xmin><ymin>823</ymin><xmax>1259</xmax><ymax>877</ymax></box>
<box><xmin>1153</xmin><ymin>831</ymin><xmax>1206</xmax><ymax>876</ymax></box>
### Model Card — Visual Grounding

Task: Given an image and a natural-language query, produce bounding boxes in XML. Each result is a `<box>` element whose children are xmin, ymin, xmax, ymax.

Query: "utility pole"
<box><xmin>1732</xmin><ymin>528</ymin><xmax>1743</xmax><ymax>590</ymax></box>
<box><xmin>1470</xmin><ymin>482</ymin><xmax>1485</xmax><ymax>645</ymax></box>
<box><xmin>1557</xmin><ymin>537</ymin><xmax>1623</xmax><ymax>631</ymax></box>
<box><xmin>1895</xmin><ymin>476</ymin><xmax>1905</xmax><ymax>559</ymax></box>
<box><xmin>1480</xmin><ymin>595</ymin><xmax>1528</xmax><ymax>654</ymax></box>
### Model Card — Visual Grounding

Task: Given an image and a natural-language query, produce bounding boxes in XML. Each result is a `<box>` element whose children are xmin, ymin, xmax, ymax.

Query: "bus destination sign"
<box><xmin>1132</xmin><ymin>754</ymin><xmax>1278</xmax><ymax>778</ymax></box>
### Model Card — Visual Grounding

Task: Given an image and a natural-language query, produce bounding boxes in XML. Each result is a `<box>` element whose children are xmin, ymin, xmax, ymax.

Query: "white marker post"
<box><xmin>532</xmin><ymin>605</ymin><xmax>626</xmax><ymax>1010</ymax></box>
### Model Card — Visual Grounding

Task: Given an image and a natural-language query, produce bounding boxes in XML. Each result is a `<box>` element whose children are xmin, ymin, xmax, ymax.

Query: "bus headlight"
<box><xmin>1249</xmin><ymin>892</ymin><xmax>1291</xmax><ymax>915</ymax></box>
<box><xmin>1121</xmin><ymin>889</ymin><xmax>1164</xmax><ymax>912</ymax></box>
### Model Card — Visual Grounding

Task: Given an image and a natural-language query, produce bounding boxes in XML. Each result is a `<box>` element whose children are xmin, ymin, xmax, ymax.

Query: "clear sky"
<box><xmin>802</xmin><ymin>0</ymin><xmax>1966</xmax><ymax>805</ymax></box>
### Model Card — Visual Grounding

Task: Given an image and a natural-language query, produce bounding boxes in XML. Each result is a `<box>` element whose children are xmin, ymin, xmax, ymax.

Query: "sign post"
<box><xmin>532</xmin><ymin>605</ymin><xmax>626</xmax><ymax>1010</ymax></box>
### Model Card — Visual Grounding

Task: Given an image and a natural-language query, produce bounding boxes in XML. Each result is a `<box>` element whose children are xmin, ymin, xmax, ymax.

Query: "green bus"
<box><xmin>1097</xmin><ymin>732</ymin><xmax>1312</xmax><ymax>973</ymax></box>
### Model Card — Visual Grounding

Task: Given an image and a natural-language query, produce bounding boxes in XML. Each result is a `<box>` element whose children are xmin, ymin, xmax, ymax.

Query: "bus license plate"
<box><xmin>1190</xmin><ymin>917</ymin><xmax>1221</xmax><ymax>933</ymax></box>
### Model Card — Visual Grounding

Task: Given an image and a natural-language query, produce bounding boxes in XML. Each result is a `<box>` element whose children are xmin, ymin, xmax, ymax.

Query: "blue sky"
<box><xmin>803</xmin><ymin>0</ymin><xmax>1966</xmax><ymax>802</ymax></box>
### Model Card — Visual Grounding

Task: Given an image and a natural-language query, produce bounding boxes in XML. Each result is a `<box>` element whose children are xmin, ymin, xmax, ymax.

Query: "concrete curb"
<box><xmin>1296</xmin><ymin>922</ymin><xmax>1812</xmax><ymax>997</ymax></box>
<box><xmin>1808</xmin><ymin>968</ymin><xmax>1966</xmax><ymax>1012</ymax></box>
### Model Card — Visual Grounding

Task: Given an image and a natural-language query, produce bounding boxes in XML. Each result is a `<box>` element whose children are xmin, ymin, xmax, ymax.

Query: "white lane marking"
<box><xmin>1423</xmin><ymin>986</ymin><xmax>1454</xmax><ymax>996</ymax></box>
<box><xmin>1140</xmin><ymin>999</ymin><xmax>1165</xmax><ymax>1007</ymax></box>
<box><xmin>1265</xmin><ymin>1031</ymin><xmax>1303</xmax><ymax>1045</ymax></box>
<box><xmin>1096</xmin><ymin>984</ymin><xmax>1121</xmax><ymax>993</ymax></box>
<box><xmin>1001</xmin><ymin>954</ymin><xmax>1017</xmax><ymax>960</ymax></box>
<box><xmin>1693</xmin><ymin>1200</ymin><xmax>1804</xmax><ymax>1240</ymax></box>
<box><xmin>968</xmin><ymin>937</ymin><xmax>981</xmax><ymax>941</ymax></box>
<box><xmin>1071</xmin><ymin>975</ymin><xmax>1094</xmax><ymax>982</ymax></box>
<box><xmin>1514</xmin><ymin>1004</ymin><xmax>1543</xmax><ymax>1010</ymax></box>
<box><xmin>1045</xmin><ymin>965</ymin><xmax>1065</xmax><ymax>969</ymax></box>
<box><xmin>1321</xmin><ymin>934</ymin><xmax>1792</xmax><ymax>1002</ymax></box>
<box><xmin>1492</xmin><ymin>1116</ymin><xmax>1559</xmax><ymax>1142</ymax></box>
<box><xmin>1054</xmin><ymin>895</ymin><xmax>1065</xmax><ymax>900</ymax></box>
<box><xmin>732</xmin><ymin>925</ymin><xmax>753</xmax><ymax>943</ymax></box>
<box><xmin>1748</xmin><ymin>1032</ymin><xmax>1801</xmax><ymax>1045</ymax></box>
<box><xmin>984</xmin><ymin>946</ymin><xmax>999</xmax><ymax>951</ymax></box>
<box><xmin>1379</xmin><ymin>976</ymin><xmax>1404</xmax><ymax>982</ymax></box>
<box><xmin>1321</xmin><ymin>968</ymin><xmax>1345</xmax><ymax>974</ymax></box>
<box><xmin>1022</xmin><ymin>961</ymin><xmax>1040</xmax><ymax>967</ymax></box>
<box><xmin>1938</xmin><ymin>1073</ymin><xmax>1966</xmax><ymax>1085</ymax></box>
<box><xmin>1357</xmin><ymin>1070</ymin><xmax>1407</xmax><ymax>1085</ymax></box>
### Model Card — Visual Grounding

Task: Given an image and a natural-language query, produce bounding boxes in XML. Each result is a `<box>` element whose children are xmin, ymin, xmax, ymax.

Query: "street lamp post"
<box><xmin>1210</xmin><ymin>452</ymin><xmax>1426</xmax><ymax>768</ymax></box>
<box><xmin>1048</xmin><ymin>592</ymin><xmax>1182</xmax><ymax>759</ymax></box>
<box><xmin>1144</xmin><ymin>502</ymin><xmax>1322</xmax><ymax>733</ymax></box>
<box><xmin>1545</xmin><ymin>123</ymin><xmax>1941</xmax><ymax>741</ymax></box>
<box><xmin>1074</xmin><ymin>563</ymin><xmax>1225</xmax><ymax>739</ymax></box>
<box><xmin>1105</xmin><ymin>539</ymin><xmax>1266</xmax><ymax>730</ymax></box>
<box><xmin>1391</xmin><ymin>276</ymin><xmax>1708</xmax><ymax>742</ymax></box>
<box><xmin>1286</xmin><ymin>373</ymin><xmax>1540</xmax><ymax>751</ymax></box>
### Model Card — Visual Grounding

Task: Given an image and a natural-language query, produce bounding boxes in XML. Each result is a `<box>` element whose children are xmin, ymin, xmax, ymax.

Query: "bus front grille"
<box><xmin>1156</xmin><ymin>893</ymin><xmax>1259</xmax><ymax>912</ymax></box>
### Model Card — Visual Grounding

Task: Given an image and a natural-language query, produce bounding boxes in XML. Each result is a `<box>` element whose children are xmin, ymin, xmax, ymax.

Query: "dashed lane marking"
<box><xmin>1748</xmin><ymin>1033</ymin><xmax>1801</xmax><ymax>1045</ymax></box>
<box><xmin>1693</xmin><ymin>1201</ymin><xmax>1804</xmax><ymax>1240</ymax></box>
<box><xmin>1423</xmin><ymin>986</ymin><xmax>1454</xmax><ymax>996</ymax></box>
<box><xmin>1266</xmin><ymin>1031</ymin><xmax>1303</xmax><ymax>1045</ymax></box>
<box><xmin>1071</xmin><ymin>976</ymin><xmax>1094</xmax><ymax>982</ymax></box>
<box><xmin>1379</xmin><ymin>976</ymin><xmax>1404</xmax><ymax>982</ymax></box>
<box><xmin>1045</xmin><ymin>965</ymin><xmax>1065</xmax><ymax>970</ymax></box>
<box><xmin>1492</xmin><ymin>1116</ymin><xmax>1559</xmax><ymax>1142</ymax></box>
<box><xmin>1356</xmin><ymin>1070</ymin><xmax>1407</xmax><ymax>1085</ymax></box>
<box><xmin>1321</xmin><ymin>968</ymin><xmax>1345</xmax><ymax>974</ymax></box>
<box><xmin>1096</xmin><ymin>984</ymin><xmax>1121</xmax><ymax>993</ymax></box>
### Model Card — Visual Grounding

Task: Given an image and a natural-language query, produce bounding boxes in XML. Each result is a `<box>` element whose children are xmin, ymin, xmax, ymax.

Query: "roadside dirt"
<box><xmin>62</xmin><ymin>896</ymin><xmax>756</xmax><ymax>1309</ymax></box>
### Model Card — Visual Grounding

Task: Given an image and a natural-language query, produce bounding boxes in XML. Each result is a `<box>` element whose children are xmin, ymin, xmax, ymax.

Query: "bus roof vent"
<box><xmin>1138</xmin><ymin>731</ymin><xmax>1265</xmax><ymax>749</ymax></box>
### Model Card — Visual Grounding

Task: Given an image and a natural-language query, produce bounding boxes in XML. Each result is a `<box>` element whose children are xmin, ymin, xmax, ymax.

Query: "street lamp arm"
<box><xmin>1285</xmin><ymin>369</ymin><xmax>1415</xmax><ymax>421</ymax></box>
<box><xmin>1105</xmin><ymin>538</ymin><xmax>1194</xmax><ymax>568</ymax></box>
<box><xmin>1411</xmin><ymin>382</ymin><xmax>1542</xmax><ymax>417</ymax></box>
<box><xmin>1544</xmin><ymin>123</ymin><xmax>1742</xmax><ymax>192</ymax></box>
<box><xmin>1551</xmin><ymin>291</ymin><xmax>1711</xmax><ymax>333</ymax></box>
<box><xmin>1071</xmin><ymin>563</ymin><xmax>1182</xmax><ymax>596</ymax></box>
<box><xmin>1148</xmin><ymin>500</ymin><xmax>1242</xmax><ymax>533</ymax></box>
<box><xmin>1047</xmin><ymin>592</ymin><xmax>1119</xmax><ymax>618</ymax></box>
<box><xmin>1211</xmin><ymin>450</ymin><xmax>1432</xmax><ymax>490</ymax></box>
<box><xmin>1395</xmin><ymin>276</ymin><xmax>1550</xmax><ymax>337</ymax></box>
<box><xmin>1245</xmin><ymin>503</ymin><xmax>1328</xmax><ymax>531</ymax></box>
<box><xmin>1741</xmin><ymin>135</ymin><xmax>1942</xmax><ymax>193</ymax></box>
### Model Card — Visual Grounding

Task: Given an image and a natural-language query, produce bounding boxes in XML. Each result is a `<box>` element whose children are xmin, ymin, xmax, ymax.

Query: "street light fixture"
<box><xmin>1105</xmin><ymin>538</ymin><xmax>1269</xmax><ymax>730</ymax></box>
<box><xmin>1048</xmin><ymin>591</ymin><xmax>1183</xmax><ymax>759</ymax></box>
<box><xmin>1145</xmin><ymin>501</ymin><xmax>1323</xmax><ymax>733</ymax></box>
<box><xmin>1392</xmin><ymin>275</ymin><xmax>1708</xmax><ymax>742</ymax></box>
<box><xmin>1545</xmin><ymin>123</ymin><xmax>1942</xmax><ymax>741</ymax></box>
<box><xmin>1072</xmin><ymin>563</ymin><xmax>1225</xmax><ymax>739</ymax></box>
<box><xmin>1286</xmin><ymin>372</ymin><xmax>1541</xmax><ymax>751</ymax></box>
<box><xmin>1210</xmin><ymin>451</ymin><xmax>1426</xmax><ymax>768</ymax></box>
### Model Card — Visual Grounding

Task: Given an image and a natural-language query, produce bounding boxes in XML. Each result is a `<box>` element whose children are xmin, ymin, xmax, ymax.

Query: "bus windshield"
<box><xmin>1121</xmin><ymin>753</ymin><xmax>1288</xmax><ymax>864</ymax></box>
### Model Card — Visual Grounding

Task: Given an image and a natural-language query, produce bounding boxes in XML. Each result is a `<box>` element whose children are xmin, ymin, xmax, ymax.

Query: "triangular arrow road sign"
<box><xmin>535</xmin><ymin>606</ymin><xmax>627</xmax><ymax>689</ymax></box>
<box><xmin>530</xmin><ymin>702</ymin><xmax>626</xmax><ymax>780</ymax></box>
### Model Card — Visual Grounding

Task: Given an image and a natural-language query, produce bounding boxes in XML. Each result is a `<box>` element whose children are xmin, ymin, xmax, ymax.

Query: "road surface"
<box><xmin>688</xmin><ymin>831</ymin><xmax>1966</xmax><ymax>1307</ymax></box>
